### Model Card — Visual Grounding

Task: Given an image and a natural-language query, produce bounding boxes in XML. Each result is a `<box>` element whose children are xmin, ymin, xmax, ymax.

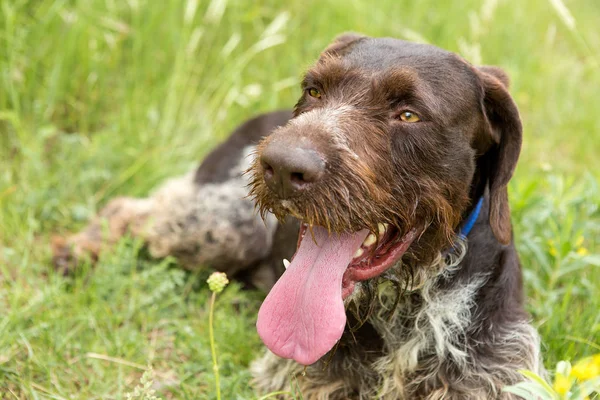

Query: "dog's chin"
<box><xmin>294</xmin><ymin>222</ymin><xmax>419</xmax><ymax>299</ymax></box>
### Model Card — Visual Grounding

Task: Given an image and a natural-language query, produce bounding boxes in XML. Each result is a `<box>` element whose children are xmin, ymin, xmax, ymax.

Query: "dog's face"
<box><xmin>249</xmin><ymin>34</ymin><xmax>522</xmax><ymax>365</ymax></box>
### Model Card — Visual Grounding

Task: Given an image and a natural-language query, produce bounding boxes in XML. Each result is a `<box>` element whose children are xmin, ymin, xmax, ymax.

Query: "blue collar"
<box><xmin>457</xmin><ymin>196</ymin><xmax>484</xmax><ymax>239</ymax></box>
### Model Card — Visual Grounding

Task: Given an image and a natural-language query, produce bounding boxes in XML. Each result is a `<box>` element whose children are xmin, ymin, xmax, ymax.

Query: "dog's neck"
<box><xmin>333</xmin><ymin>192</ymin><xmax>501</xmax><ymax>374</ymax></box>
<box><xmin>456</xmin><ymin>196</ymin><xmax>484</xmax><ymax>239</ymax></box>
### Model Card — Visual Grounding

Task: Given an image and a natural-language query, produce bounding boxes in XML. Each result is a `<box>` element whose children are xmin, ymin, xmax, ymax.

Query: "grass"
<box><xmin>0</xmin><ymin>0</ymin><xmax>598</xmax><ymax>398</ymax></box>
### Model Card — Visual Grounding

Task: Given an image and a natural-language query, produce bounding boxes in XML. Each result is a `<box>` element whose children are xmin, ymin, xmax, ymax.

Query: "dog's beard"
<box><xmin>248</xmin><ymin>161</ymin><xmax>407</xmax><ymax>236</ymax></box>
<box><xmin>247</xmin><ymin>151</ymin><xmax>466</xmax><ymax>366</ymax></box>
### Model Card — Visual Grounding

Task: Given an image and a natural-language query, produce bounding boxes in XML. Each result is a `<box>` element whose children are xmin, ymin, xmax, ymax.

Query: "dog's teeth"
<box><xmin>363</xmin><ymin>233</ymin><xmax>376</xmax><ymax>247</ymax></box>
<box><xmin>353</xmin><ymin>248</ymin><xmax>364</xmax><ymax>258</ymax></box>
<box><xmin>378</xmin><ymin>223</ymin><xmax>388</xmax><ymax>236</ymax></box>
<box><xmin>283</xmin><ymin>259</ymin><xmax>290</xmax><ymax>269</ymax></box>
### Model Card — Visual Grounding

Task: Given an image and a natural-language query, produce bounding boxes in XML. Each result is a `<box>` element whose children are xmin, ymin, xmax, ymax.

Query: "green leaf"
<box><xmin>582</xmin><ymin>254</ymin><xmax>600</xmax><ymax>266</ymax></box>
<box><xmin>503</xmin><ymin>382</ymin><xmax>555</xmax><ymax>400</ymax></box>
<box><xmin>503</xmin><ymin>385</ymin><xmax>539</xmax><ymax>399</ymax></box>
<box><xmin>519</xmin><ymin>369</ymin><xmax>558</xmax><ymax>396</ymax></box>
<box><xmin>577</xmin><ymin>377</ymin><xmax>600</xmax><ymax>397</ymax></box>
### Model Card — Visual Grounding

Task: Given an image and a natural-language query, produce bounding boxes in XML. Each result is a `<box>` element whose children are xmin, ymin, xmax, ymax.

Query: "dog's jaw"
<box><xmin>256</xmin><ymin>222</ymin><xmax>418</xmax><ymax>365</ymax></box>
<box><xmin>342</xmin><ymin>226</ymin><xmax>418</xmax><ymax>298</ymax></box>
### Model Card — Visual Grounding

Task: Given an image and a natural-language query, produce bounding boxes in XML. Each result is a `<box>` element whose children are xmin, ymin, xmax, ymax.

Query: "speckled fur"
<box><xmin>143</xmin><ymin>147</ymin><xmax>278</xmax><ymax>274</ymax></box>
<box><xmin>251</xmin><ymin>246</ymin><xmax>542</xmax><ymax>399</ymax></box>
<box><xmin>52</xmin><ymin>111</ymin><xmax>294</xmax><ymax>290</ymax></box>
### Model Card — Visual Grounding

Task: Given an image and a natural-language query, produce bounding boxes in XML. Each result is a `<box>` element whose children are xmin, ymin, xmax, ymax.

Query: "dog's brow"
<box><xmin>303</xmin><ymin>57</ymin><xmax>366</xmax><ymax>91</ymax></box>
<box><xmin>375</xmin><ymin>68</ymin><xmax>419</xmax><ymax>95</ymax></box>
<box><xmin>384</xmin><ymin>66</ymin><xmax>417</xmax><ymax>80</ymax></box>
<box><xmin>301</xmin><ymin>73</ymin><xmax>320</xmax><ymax>89</ymax></box>
<box><xmin>374</xmin><ymin>69</ymin><xmax>438</xmax><ymax>118</ymax></box>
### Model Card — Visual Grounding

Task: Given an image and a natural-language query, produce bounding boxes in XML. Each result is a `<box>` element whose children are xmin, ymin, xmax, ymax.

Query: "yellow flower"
<box><xmin>570</xmin><ymin>354</ymin><xmax>600</xmax><ymax>381</ymax></box>
<box><xmin>553</xmin><ymin>373</ymin><xmax>571</xmax><ymax>395</ymax></box>
<box><xmin>547</xmin><ymin>239</ymin><xmax>558</xmax><ymax>257</ymax></box>
<box><xmin>576</xmin><ymin>247</ymin><xmax>589</xmax><ymax>256</ymax></box>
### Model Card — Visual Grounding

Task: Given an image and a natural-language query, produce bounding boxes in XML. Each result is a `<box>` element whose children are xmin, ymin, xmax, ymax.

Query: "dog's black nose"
<box><xmin>260</xmin><ymin>144</ymin><xmax>325</xmax><ymax>199</ymax></box>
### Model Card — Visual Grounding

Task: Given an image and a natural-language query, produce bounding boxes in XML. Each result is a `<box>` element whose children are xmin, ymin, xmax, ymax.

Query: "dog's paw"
<box><xmin>50</xmin><ymin>234</ymin><xmax>99</xmax><ymax>275</ymax></box>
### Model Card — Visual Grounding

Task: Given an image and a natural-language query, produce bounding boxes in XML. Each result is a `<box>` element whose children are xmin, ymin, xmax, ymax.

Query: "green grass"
<box><xmin>0</xmin><ymin>0</ymin><xmax>598</xmax><ymax>398</ymax></box>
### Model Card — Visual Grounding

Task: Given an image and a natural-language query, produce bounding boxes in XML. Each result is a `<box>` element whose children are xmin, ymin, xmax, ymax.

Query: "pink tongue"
<box><xmin>257</xmin><ymin>225</ymin><xmax>369</xmax><ymax>365</ymax></box>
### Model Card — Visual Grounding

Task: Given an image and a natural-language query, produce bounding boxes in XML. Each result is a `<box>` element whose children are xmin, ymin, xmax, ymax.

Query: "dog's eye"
<box><xmin>399</xmin><ymin>111</ymin><xmax>420</xmax><ymax>122</ymax></box>
<box><xmin>308</xmin><ymin>88</ymin><xmax>322</xmax><ymax>99</ymax></box>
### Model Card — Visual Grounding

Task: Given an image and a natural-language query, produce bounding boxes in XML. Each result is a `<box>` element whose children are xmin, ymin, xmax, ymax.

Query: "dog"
<box><xmin>248</xmin><ymin>34</ymin><xmax>542</xmax><ymax>399</ymax></box>
<box><xmin>53</xmin><ymin>34</ymin><xmax>542</xmax><ymax>399</ymax></box>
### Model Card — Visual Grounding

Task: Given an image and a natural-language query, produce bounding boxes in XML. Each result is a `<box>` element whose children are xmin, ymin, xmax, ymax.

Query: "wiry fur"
<box><xmin>249</xmin><ymin>35</ymin><xmax>541</xmax><ymax>399</ymax></box>
<box><xmin>249</xmin><ymin>106</ymin><xmax>465</xmax><ymax>271</ymax></box>
<box><xmin>252</xmin><ymin>242</ymin><xmax>542</xmax><ymax>399</ymax></box>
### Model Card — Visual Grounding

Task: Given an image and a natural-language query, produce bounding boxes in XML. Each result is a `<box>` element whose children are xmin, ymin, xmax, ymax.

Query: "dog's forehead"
<box><xmin>307</xmin><ymin>37</ymin><xmax>481</xmax><ymax>113</ymax></box>
<box><xmin>338</xmin><ymin>38</ymin><xmax>476</xmax><ymax>87</ymax></box>
<box><xmin>345</xmin><ymin>38</ymin><xmax>452</xmax><ymax>68</ymax></box>
<box><xmin>344</xmin><ymin>38</ymin><xmax>453</xmax><ymax>63</ymax></box>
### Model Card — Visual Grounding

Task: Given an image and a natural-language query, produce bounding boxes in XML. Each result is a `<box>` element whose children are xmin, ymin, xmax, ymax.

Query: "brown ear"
<box><xmin>477</xmin><ymin>67</ymin><xmax>522</xmax><ymax>245</ymax></box>
<box><xmin>478</xmin><ymin>66</ymin><xmax>510</xmax><ymax>88</ymax></box>
<box><xmin>321</xmin><ymin>32</ymin><xmax>366</xmax><ymax>57</ymax></box>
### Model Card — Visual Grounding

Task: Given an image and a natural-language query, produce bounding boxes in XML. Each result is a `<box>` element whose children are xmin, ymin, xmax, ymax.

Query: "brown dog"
<box><xmin>248</xmin><ymin>34</ymin><xmax>541</xmax><ymax>399</ymax></box>
<box><xmin>53</xmin><ymin>34</ymin><xmax>542</xmax><ymax>399</ymax></box>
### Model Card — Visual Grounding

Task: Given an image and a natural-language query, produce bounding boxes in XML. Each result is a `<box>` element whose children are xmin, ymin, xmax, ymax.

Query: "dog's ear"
<box><xmin>478</xmin><ymin>66</ymin><xmax>510</xmax><ymax>88</ymax></box>
<box><xmin>321</xmin><ymin>32</ymin><xmax>366</xmax><ymax>57</ymax></box>
<box><xmin>476</xmin><ymin>66</ymin><xmax>522</xmax><ymax>245</ymax></box>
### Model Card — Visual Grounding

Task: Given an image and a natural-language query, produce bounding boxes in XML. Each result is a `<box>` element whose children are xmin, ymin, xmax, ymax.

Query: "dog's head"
<box><xmin>249</xmin><ymin>34</ymin><xmax>522</xmax><ymax>365</ymax></box>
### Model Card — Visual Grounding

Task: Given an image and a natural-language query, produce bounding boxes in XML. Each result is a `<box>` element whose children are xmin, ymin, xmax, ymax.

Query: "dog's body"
<box><xmin>54</xmin><ymin>35</ymin><xmax>542</xmax><ymax>399</ymax></box>
<box><xmin>53</xmin><ymin>110</ymin><xmax>298</xmax><ymax>291</ymax></box>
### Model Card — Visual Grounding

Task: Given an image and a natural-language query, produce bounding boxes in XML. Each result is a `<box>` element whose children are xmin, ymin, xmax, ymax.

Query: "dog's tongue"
<box><xmin>257</xmin><ymin>225</ymin><xmax>369</xmax><ymax>365</ymax></box>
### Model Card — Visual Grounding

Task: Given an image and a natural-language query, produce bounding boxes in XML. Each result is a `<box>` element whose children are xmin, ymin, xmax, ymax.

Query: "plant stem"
<box><xmin>209</xmin><ymin>291</ymin><xmax>221</xmax><ymax>400</ymax></box>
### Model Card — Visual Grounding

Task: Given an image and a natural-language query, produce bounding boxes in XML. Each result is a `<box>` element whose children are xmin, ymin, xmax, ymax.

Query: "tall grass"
<box><xmin>0</xmin><ymin>0</ymin><xmax>598</xmax><ymax>398</ymax></box>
